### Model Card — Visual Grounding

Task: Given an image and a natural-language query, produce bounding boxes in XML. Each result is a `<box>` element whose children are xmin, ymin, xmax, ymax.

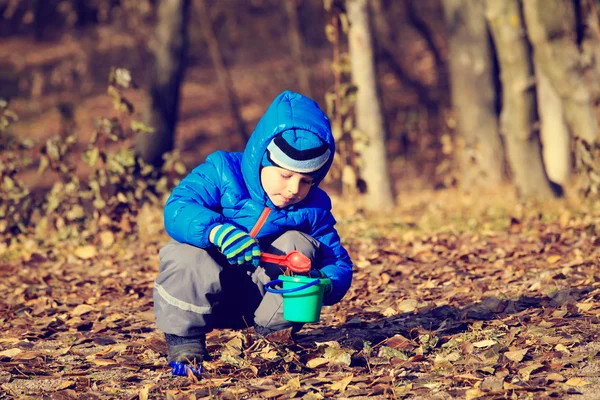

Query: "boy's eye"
<box><xmin>301</xmin><ymin>179</ymin><xmax>312</xmax><ymax>185</ymax></box>
<box><xmin>281</xmin><ymin>174</ymin><xmax>292</xmax><ymax>179</ymax></box>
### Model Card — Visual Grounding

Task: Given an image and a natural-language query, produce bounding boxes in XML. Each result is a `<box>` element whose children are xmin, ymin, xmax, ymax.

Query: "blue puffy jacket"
<box><xmin>164</xmin><ymin>90</ymin><xmax>352</xmax><ymax>305</ymax></box>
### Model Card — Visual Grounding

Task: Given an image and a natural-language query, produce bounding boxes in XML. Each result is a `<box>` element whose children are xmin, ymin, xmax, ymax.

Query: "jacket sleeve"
<box><xmin>311</xmin><ymin>208</ymin><xmax>353</xmax><ymax>306</ymax></box>
<box><xmin>163</xmin><ymin>153</ymin><xmax>225</xmax><ymax>248</ymax></box>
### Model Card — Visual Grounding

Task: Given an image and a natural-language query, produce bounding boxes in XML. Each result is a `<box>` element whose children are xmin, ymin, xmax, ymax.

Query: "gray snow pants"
<box><xmin>153</xmin><ymin>231</ymin><xmax>320</xmax><ymax>337</ymax></box>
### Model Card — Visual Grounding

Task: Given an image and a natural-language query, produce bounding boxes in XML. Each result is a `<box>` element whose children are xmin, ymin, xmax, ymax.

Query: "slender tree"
<box><xmin>347</xmin><ymin>0</ymin><xmax>395</xmax><ymax>210</ymax></box>
<box><xmin>523</xmin><ymin>0</ymin><xmax>598</xmax><ymax>188</ymax></box>
<box><xmin>137</xmin><ymin>0</ymin><xmax>191</xmax><ymax>168</ymax></box>
<box><xmin>485</xmin><ymin>0</ymin><xmax>556</xmax><ymax>198</ymax></box>
<box><xmin>284</xmin><ymin>0</ymin><xmax>313</xmax><ymax>98</ymax></box>
<box><xmin>441</xmin><ymin>0</ymin><xmax>504</xmax><ymax>189</ymax></box>
<box><xmin>196</xmin><ymin>0</ymin><xmax>249</xmax><ymax>142</ymax></box>
<box><xmin>537</xmin><ymin>69</ymin><xmax>571</xmax><ymax>185</ymax></box>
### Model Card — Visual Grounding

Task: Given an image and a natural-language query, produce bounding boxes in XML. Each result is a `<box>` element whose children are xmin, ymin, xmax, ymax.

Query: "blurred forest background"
<box><xmin>3</xmin><ymin>2</ymin><xmax>600</xmax><ymax>398</ymax></box>
<box><xmin>2</xmin><ymin>0</ymin><xmax>600</xmax><ymax>240</ymax></box>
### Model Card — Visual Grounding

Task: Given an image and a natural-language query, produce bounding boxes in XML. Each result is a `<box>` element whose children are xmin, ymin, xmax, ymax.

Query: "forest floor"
<box><xmin>2</xmin><ymin>25</ymin><xmax>599</xmax><ymax>399</ymax></box>
<box><xmin>1</xmin><ymin>188</ymin><xmax>600</xmax><ymax>399</ymax></box>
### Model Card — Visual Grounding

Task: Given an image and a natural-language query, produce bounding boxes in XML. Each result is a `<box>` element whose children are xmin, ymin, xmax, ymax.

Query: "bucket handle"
<box><xmin>264</xmin><ymin>278</ymin><xmax>320</xmax><ymax>294</ymax></box>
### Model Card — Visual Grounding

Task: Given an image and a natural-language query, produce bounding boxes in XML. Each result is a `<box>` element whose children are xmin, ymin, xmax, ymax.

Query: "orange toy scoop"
<box><xmin>260</xmin><ymin>250</ymin><xmax>311</xmax><ymax>274</ymax></box>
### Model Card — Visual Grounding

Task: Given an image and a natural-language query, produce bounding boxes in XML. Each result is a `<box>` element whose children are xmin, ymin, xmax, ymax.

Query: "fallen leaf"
<box><xmin>473</xmin><ymin>339</ymin><xmax>496</xmax><ymax>348</ymax></box>
<box><xmin>547</xmin><ymin>255</ymin><xmax>561</xmax><ymax>264</ymax></box>
<box><xmin>546</xmin><ymin>373</ymin><xmax>565</xmax><ymax>382</ymax></box>
<box><xmin>259</xmin><ymin>349</ymin><xmax>279</xmax><ymax>361</ymax></box>
<box><xmin>139</xmin><ymin>385</ymin><xmax>150</xmax><ymax>400</ymax></box>
<box><xmin>504</xmin><ymin>348</ymin><xmax>527</xmax><ymax>362</ymax></box>
<box><xmin>57</xmin><ymin>381</ymin><xmax>76</xmax><ymax>390</ymax></box>
<box><xmin>12</xmin><ymin>351</ymin><xmax>41</xmax><ymax>361</ymax></box>
<box><xmin>104</xmin><ymin>313</ymin><xmax>126</xmax><ymax>323</ymax></box>
<box><xmin>555</xmin><ymin>344</ymin><xmax>569</xmax><ymax>353</ymax></box>
<box><xmin>281</xmin><ymin>376</ymin><xmax>301</xmax><ymax>390</ymax></box>
<box><xmin>72</xmin><ymin>304</ymin><xmax>95</xmax><ymax>316</ymax></box>
<box><xmin>91</xmin><ymin>358</ymin><xmax>117</xmax><ymax>366</ymax></box>
<box><xmin>74</xmin><ymin>245</ymin><xmax>97</xmax><ymax>259</ymax></box>
<box><xmin>518</xmin><ymin>363</ymin><xmax>544</xmax><ymax>381</ymax></box>
<box><xmin>395</xmin><ymin>383</ymin><xmax>413</xmax><ymax>394</ymax></box>
<box><xmin>465</xmin><ymin>387</ymin><xmax>484</xmax><ymax>400</ymax></box>
<box><xmin>264</xmin><ymin>327</ymin><xmax>294</xmax><ymax>345</ymax></box>
<box><xmin>503</xmin><ymin>382</ymin><xmax>523</xmax><ymax>390</ymax></box>
<box><xmin>378</xmin><ymin>346</ymin><xmax>408</xmax><ymax>360</ymax></box>
<box><xmin>382</xmin><ymin>307</ymin><xmax>396</xmax><ymax>317</ymax></box>
<box><xmin>317</xmin><ymin>341</ymin><xmax>354</xmax><ymax>366</ymax></box>
<box><xmin>565</xmin><ymin>378</ymin><xmax>589</xmax><ymax>387</ymax></box>
<box><xmin>99</xmin><ymin>231</ymin><xmax>115</xmax><ymax>248</ymax></box>
<box><xmin>434</xmin><ymin>351</ymin><xmax>461</xmax><ymax>365</ymax></box>
<box><xmin>0</xmin><ymin>348</ymin><xmax>22</xmax><ymax>359</ymax></box>
<box><xmin>385</xmin><ymin>335</ymin><xmax>412</xmax><ymax>350</ymax></box>
<box><xmin>306</xmin><ymin>357</ymin><xmax>329</xmax><ymax>368</ymax></box>
<box><xmin>330</xmin><ymin>375</ymin><xmax>353</xmax><ymax>392</ymax></box>
<box><xmin>397</xmin><ymin>299</ymin><xmax>418</xmax><ymax>313</ymax></box>
<box><xmin>576</xmin><ymin>302</ymin><xmax>595</xmax><ymax>312</ymax></box>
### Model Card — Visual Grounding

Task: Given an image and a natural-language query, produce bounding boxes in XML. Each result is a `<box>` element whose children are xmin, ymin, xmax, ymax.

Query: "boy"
<box><xmin>153</xmin><ymin>90</ymin><xmax>353</xmax><ymax>372</ymax></box>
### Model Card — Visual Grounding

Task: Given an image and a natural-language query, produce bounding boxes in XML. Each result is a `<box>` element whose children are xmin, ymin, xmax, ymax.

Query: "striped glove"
<box><xmin>213</xmin><ymin>223</ymin><xmax>261</xmax><ymax>267</ymax></box>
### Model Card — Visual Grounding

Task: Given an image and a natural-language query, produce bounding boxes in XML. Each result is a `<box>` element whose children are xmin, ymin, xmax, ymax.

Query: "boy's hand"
<box><xmin>213</xmin><ymin>223</ymin><xmax>261</xmax><ymax>267</ymax></box>
<box><xmin>309</xmin><ymin>269</ymin><xmax>332</xmax><ymax>296</ymax></box>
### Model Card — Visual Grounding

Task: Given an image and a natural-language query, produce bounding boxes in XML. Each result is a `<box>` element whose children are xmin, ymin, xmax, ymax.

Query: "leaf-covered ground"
<box><xmin>1</xmin><ymin>188</ymin><xmax>599</xmax><ymax>399</ymax></box>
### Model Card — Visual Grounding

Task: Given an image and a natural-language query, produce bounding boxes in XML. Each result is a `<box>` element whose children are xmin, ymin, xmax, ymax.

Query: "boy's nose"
<box><xmin>287</xmin><ymin>180</ymin><xmax>300</xmax><ymax>195</ymax></box>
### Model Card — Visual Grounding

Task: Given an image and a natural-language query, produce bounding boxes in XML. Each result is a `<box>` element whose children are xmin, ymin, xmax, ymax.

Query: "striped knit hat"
<box><xmin>262</xmin><ymin>130</ymin><xmax>331</xmax><ymax>179</ymax></box>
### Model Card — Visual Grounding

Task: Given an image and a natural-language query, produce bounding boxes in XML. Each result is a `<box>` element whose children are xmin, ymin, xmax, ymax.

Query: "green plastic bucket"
<box><xmin>264</xmin><ymin>275</ymin><xmax>331</xmax><ymax>323</ymax></box>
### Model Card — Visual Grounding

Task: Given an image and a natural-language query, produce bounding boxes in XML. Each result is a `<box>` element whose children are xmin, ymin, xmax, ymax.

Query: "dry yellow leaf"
<box><xmin>306</xmin><ymin>357</ymin><xmax>329</xmax><ymax>368</ymax></box>
<box><xmin>72</xmin><ymin>304</ymin><xmax>95</xmax><ymax>316</ymax></box>
<box><xmin>565</xmin><ymin>377</ymin><xmax>589</xmax><ymax>387</ymax></box>
<box><xmin>576</xmin><ymin>302</ymin><xmax>595</xmax><ymax>312</ymax></box>
<box><xmin>397</xmin><ymin>299</ymin><xmax>418</xmax><ymax>313</ymax></box>
<box><xmin>465</xmin><ymin>387</ymin><xmax>484</xmax><ymax>400</ymax></box>
<box><xmin>282</xmin><ymin>376</ymin><xmax>301</xmax><ymax>390</ymax></box>
<box><xmin>330</xmin><ymin>375</ymin><xmax>353</xmax><ymax>392</ymax></box>
<box><xmin>139</xmin><ymin>386</ymin><xmax>150</xmax><ymax>400</ymax></box>
<box><xmin>555</xmin><ymin>344</ymin><xmax>569</xmax><ymax>353</ymax></box>
<box><xmin>473</xmin><ymin>339</ymin><xmax>496</xmax><ymax>348</ymax></box>
<box><xmin>0</xmin><ymin>348</ymin><xmax>22</xmax><ymax>359</ymax></box>
<box><xmin>91</xmin><ymin>358</ymin><xmax>117</xmax><ymax>366</ymax></box>
<box><xmin>382</xmin><ymin>307</ymin><xmax>396</xmax><ymax>317</ymax></box>
<box><xmin>54</xmin><ymin>381</ymin><xmax>75</xmax><ymax>391</ymax></box>
<box><xmin>504</xmin><ymin>348</ymin><xmax>527</xmax><ymax>362</ymax></box>
<box><xmin>546</xmin><ymin>373</ymin><xmax>565</xmax><ymax>382</ymax></box>
<box><xmin>518</xmin><ymin>363</ymin><xmax>544</xmax><ymax>381</ymax></box>
<box><xmin>74</xmin><ymin>245</ymin><xmax>97</xmax><ymax>259</ymax></box>
<box><xmin>104</xmin><ymin>313</ymin><xmax>126</xmax><ymax>323</ymax></box>
<box><xmin>99</xmin><ymin>231</ymin><xmax>115</xmax><ymax>248</ymax></box>
<box><xmin>395</xmin><ymin>384</ymin><xmax>413</xmax><ymax>394</ymax></box>
<box><xmin>547</xmin><ymin>255</ymin><xmax>561</xmax><ymax>264</ymax></box>
<box><xmin>503</xmin><ymin>382</ymin><xmax>522</xmax><ymax>390</ymax></box>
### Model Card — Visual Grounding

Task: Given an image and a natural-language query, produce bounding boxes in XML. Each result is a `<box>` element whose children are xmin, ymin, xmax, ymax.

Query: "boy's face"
<box><xmin>260</xmin><ymin>166</ymin><xmax>314</xmax><ymax>207</ymax></box>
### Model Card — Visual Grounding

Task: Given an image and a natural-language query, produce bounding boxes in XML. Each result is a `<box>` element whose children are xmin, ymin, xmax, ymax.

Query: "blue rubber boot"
<box><xmin>165</xmin><ymin>333</ymin><xmax>207</xmax><ymax>376</ymax></box>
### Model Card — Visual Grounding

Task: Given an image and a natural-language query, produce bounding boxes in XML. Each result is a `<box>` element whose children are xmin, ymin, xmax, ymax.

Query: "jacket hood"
<box><xmin>241</xmin><ymin>90</ymin><xmax>335</xmax><ymax>205</ymax></box>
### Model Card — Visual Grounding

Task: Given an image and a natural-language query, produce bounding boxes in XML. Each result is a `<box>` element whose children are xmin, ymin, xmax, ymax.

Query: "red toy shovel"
<box><xmin>260</xmin><ymin>250</ymin><xmax>311</xmax><ymax>274</ymax></box>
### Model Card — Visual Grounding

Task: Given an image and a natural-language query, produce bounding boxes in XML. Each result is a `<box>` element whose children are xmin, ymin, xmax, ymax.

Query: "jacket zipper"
<box><xmin>249</xmin><ymin>207</ymin><xmax>271</xmax><ymax>238</ymax></box>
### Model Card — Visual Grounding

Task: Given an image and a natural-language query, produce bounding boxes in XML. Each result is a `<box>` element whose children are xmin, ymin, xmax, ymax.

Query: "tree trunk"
<box><xmin>523</xmin><ymin>0</ymin><xmax>598</xmax><ymax>145</ymax></box>
<box><xmin>485</xmin><ymin>0</ymin><xmax>556</xmax><ymax>198</ymax></box>
<box><xmin>196</xmin><ymin>0</ymin><xmax>249</xmax><ymax>142</ymax></box>
<box><xmin>137</xmin><ymin>0</ymin><xmax>191</xmax><ymax>168</ymax></box>
<box><xmin>370</xmin><ymin>0</ymin><xmax>434</xmax><ymax>107</ymax></box>
<box><xmin>537</xmin><ymin>69</ymin><xmax>571</xmax><ymax>185</ymax></box>
<box><xmin>347</xmin><ymin>0</ymin><xmax>395</xmax><ymax>210</ymax></box>
<box><xmin>284</xmin><ymin>0</ymin><xmax>313</xmax><ymax>97</ymax></box>
<box><xmin>441</xmin><ymin>0</ymin><xmax>504</xmax><ymax>189</ymax></box>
